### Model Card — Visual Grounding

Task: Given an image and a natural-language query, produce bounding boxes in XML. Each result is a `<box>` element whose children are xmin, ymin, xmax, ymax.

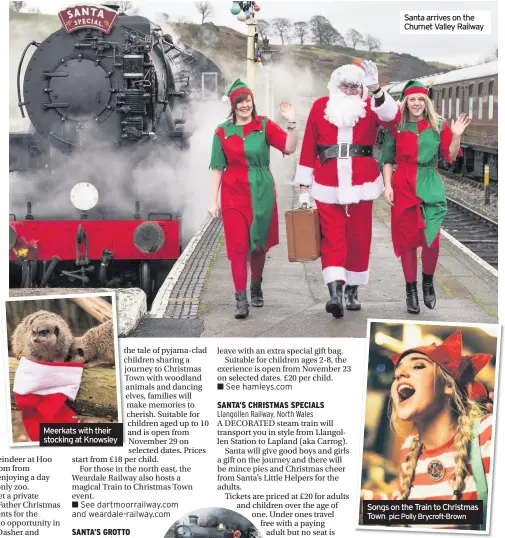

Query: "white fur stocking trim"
<box><xmin>13</xmin><ymin>358</ymin><xmax>84</xmax><ymax>400</ymax></box>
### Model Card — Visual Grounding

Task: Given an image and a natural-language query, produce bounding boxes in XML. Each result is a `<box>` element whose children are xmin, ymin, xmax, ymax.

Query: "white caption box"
<box><xmin>400</xmin><ymin>10</ymin><xmax>491</xmax><ymax>34</ymax></box>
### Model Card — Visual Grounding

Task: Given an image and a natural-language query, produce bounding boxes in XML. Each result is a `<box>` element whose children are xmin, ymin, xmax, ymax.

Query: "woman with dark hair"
<box><xmin>209</xmin><ymin>79</ymin><xmax>297</xmax><ymax>319</ymax></box>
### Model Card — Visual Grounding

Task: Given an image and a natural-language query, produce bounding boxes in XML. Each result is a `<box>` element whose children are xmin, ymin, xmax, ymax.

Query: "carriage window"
<box><xmin>455</xmin><ymin>86</ymin><xmax>460</xmax><ymax>117</ymax></box>
<box><xmin>488</xmin><ymin>80</ymin><xmax>494</xmax><ymax>120</ymax></box>
<box><xmin>448</xmin><ymin>87</ymin><xmax>452</xmax><ymax>118</ymax></box>
<box><xmin>441</xmin><ymin>88</ymin><xmax>445</xmax><ymax>117</ymax></box>
<box><xmin>478</xmin><ymin>82</ymin><xmax>483</xmax><ymax>119</ymax></box>
<box><xmin>468</xmin><ymin>84</ymin><xmax>473</xmax><ymax>119</ymax></box>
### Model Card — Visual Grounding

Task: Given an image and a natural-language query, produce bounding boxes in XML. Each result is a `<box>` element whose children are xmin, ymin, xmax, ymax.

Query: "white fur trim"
<box><xmin>323</xmin><ymin>266</ymin><xmax>346</xmax><ymax>285</ymax></box>
<box><xmin>346</xmin><ymin>269</ymin><xmax>369</xmax><ymax>285</ymax></box>
<box><xmin>222</xmin><ymin>95</ymin><xmax>229</xmax><ymax>103</ymax></box>
<box><xmin>328</xmin><ymin>64</ymin><xmax>364</xmax><ymax>94</ymax></box>
<box><xmin>337</xmin><ymin>126</ymin><xmax>353</xmax><ymax>197</ymax></box>
<box><xmin>13</xmin><ymin>357</ymin><xmax>83</xmax><ymax>401</ymax></box>
<box><xmin>371</xmin><ymin>91</ymin><xmax>399</xmax><ymax>122</ymax></box>
<box><xmin>294</xmin><ymin>164</ymin><xmax>314</xmax><ymax>186</ymax></box>
<box><xmin>311</xmin><ymin>174</ymin><xmax>385</xmax><ymax>204</ymax></box>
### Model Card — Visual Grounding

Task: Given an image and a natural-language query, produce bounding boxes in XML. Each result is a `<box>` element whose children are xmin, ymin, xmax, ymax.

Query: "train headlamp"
<box><xmin>133</xmin><ymin>222</ymin><xmax>165</xmax><ymax>254</ymax></box>
<box><xmin>70</xmin><ymin>182</ymin><xmax>99</xmax><ymax>211</ymax></box>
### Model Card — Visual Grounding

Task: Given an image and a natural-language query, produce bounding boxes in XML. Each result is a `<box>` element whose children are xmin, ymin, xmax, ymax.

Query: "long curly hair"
<box><xmin>390</xmin><ymin>362</ymin><xmax>485</xmax><ymax>501</ymax></box>
<box><xmin>399</xmin><ymin>93</ymin><xmax>442</xmax><ymax>132</ymax></box>
<box><xmin>228</xmin><ymin>91</ymin><xmax>257</xmax><ymax>124</ymax></box>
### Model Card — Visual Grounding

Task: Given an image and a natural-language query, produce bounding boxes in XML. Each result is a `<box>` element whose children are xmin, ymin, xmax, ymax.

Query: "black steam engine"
<box><xmin>9</xmin><ymin>3</ymin><xmax>225</xmax><ymax>299</ymax></box>
<box><xmin>173</xmin><ymin>515</ymin><xmax>258</xmax><ymax>538</ymax></box>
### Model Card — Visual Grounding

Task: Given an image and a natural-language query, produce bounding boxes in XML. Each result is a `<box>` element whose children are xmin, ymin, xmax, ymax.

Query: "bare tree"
<box><xmin>195</xmin><ymin>2</ymin><xmax>212</xmax><ymax>24</ymax></box>
<box><xmin>271</xmin><ymin>17</ymin><xmax>292</xmax><ymax>45</ymax></box>
<box><xmin>309</xmin><ymin>15</ymin><xmax>345</xmax><ymax>46</ymax></box>
<box><xmin>293</xmin><ymin>21</ymin><xmax>309</xmax><ymax>45</ymax></box>
<box><xmin>346</xmin><ymin>28</ymin><xmax>365</xmax><ymax>49</ymax></box>
<box><xmin>118</xmin><ymin>1</ymin><xmax>138</xmax><ymax>14</ymax></box>
<box><xmin>9</xmin><ymin>1</ymin><xmax>26</xmax><ymax>12</ymax></box>
<box><xmin>364</xmin><ymin>34</ymin><xmax>381</xmax><ymax>52</ymax></box>
<box><xmin>257</xmin><ymin>19</ymin><xmax>271</xmax><ymax>43</ymax></box>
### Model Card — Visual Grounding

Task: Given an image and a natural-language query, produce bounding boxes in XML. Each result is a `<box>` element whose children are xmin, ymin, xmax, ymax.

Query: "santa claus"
<box><xmin>296</xmin><ymin>60</ymin><xmax>401</xmax><ymax>318</ymax></box>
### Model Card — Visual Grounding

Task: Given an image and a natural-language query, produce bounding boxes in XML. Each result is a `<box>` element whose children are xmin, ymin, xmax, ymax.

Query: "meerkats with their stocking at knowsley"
<box><xmin>11</xmin><ymin>310</ymin><xmax>74</xmax><ymax>362</ymax></box>
<box><xmin>69</xmin><ymin>320</ymin><xmax>115</xmax><ymax>367</ymax></box>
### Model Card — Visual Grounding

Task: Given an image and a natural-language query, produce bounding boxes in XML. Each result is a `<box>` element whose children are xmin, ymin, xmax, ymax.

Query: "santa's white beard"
<box><xmin>324</xmin><ymin>92</ymin><xmax>367</xmax><ymax>128</ymax></box>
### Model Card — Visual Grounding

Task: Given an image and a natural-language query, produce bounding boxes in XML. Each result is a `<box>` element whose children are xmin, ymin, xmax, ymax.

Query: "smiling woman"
<box><xmin>209</xmin><ymin>79</ymin><xmax>297</xmax><ymax>319</ymax></box>
<box><xmin>361</xmin><ymin>330</ymin><xmax>494</xmax><ymax>530</ymax></box>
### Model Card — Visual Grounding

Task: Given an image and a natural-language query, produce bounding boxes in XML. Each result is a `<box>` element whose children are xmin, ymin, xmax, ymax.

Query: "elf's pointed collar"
<box><xmin>223</xmin><ymin>116</ymin><xmax>264</xmax><ymax>138</ymax></box>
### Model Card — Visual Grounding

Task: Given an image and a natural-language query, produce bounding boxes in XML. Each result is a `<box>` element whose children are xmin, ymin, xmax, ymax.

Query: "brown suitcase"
<box><xmin>285</xmin><ymin>206</ymin><xmax>321</xmax><ymax>262</ymax></box>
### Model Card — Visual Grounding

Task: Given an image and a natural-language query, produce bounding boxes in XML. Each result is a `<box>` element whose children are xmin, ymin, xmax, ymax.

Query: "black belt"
<box><xmin>317</xmin><ymin>144</ymin><xmax>374</xmax><ymax>164</ymax></box>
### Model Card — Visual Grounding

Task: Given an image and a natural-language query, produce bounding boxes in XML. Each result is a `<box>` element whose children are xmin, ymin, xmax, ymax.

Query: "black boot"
<box><xmin>326</xmin><ymin>281</ymin><xmax>344</xmax><ymax>318</ymax></box>
<box><xmin>234</xmin><ymin>291</ymin><xmax>249</xmax><ymax>319</ymax></box>
<box><xmin>344</xmin><ymin>285</ymin><xmax>361</xmax><ymax>311</ymax></box>
<box><xmin>406</xmin><ymin>282</ymin><xmax>420</xmax><ymax>314</ymax></box>
<box><xmin>422</xmin><ymin>273</ymin><xmax>436</xmax><ymax>309</ymax></box>
<box><xmin>250</xmin><ymin>281</ymin><xmax>264</xmax><ymax>307</ymax></box>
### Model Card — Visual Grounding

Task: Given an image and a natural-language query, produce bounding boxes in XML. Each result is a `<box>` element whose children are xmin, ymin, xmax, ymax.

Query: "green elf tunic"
<box><xmin>209</xmin><ymin>115</ymin><xmax>287</xmax><ymax>257</ymax></box>
<box><xmin>380</xmin><ymin>118</ymin><xmax>454</xmax><ymax>257</ymax></box>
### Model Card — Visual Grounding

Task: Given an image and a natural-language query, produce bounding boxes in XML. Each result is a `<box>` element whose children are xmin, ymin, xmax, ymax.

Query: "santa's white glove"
<box><xmin>362</xmin><ymin>60</ymin><xmax>379</xmax><ymax>88</ymax></box>
<box><xmin>299</xmin><ymin>192</ymin><xmax>311</xmax><ymax>208</ymax></box>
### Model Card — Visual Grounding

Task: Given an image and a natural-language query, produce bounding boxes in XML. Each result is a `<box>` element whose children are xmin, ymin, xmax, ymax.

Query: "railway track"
<box><xmin>441</xmin><ymin>169</ymin><xmax>498</xmax><ymax>193</ymax></box>
<box><xmin>443</xmin><ymin>196</ymin><xmax>498</xmax><ymax>270</ymax></box>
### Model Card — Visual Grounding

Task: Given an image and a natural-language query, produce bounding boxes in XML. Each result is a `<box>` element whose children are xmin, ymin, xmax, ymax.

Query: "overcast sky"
<box><xmin>24</xmin><ymin>0</ymin><xmax>498</xmax><ymax>65</ymax></box>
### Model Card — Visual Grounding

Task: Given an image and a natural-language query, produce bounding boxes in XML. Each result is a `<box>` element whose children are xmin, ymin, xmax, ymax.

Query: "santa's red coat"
<box><xmin>296</xmin><ymin>94</ymin><xmax>400</xmax><ymax>204</ymax></box>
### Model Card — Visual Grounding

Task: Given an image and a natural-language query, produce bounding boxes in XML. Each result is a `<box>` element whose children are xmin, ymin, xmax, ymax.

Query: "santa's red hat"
<box><xmin>13</xmin><ymin>357</ymin><xmax>84</xmax><ymax>442</ymax></box>
<box><xmin>389</xmin><ymin>331</ymin><xmax>492</xmax><ymax>400</ymax></box>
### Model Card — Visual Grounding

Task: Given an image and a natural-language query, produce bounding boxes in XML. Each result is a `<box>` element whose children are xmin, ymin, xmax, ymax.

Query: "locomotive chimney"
<box><xmin>188</xmin><ymin>516</ymin><xmax>199</xmax><ymax>525</ymax></box>
<box><xmin>103</xmin><ymin>2</ymin><xmax>120</xmax><ymax>11</ymax></box>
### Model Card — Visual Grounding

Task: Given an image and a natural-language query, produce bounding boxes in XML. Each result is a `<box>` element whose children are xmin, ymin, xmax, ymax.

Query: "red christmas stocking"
<box><xmin>13</xmin><ymin>358</ymin><xmax>84</xmax><ymax>442</ymax></box>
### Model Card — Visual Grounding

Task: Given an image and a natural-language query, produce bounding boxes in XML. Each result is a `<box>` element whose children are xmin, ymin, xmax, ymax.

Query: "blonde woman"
<box><xmin>380</xmin><ymin>80</ymin><xmax>471</xmax><ymax>314</ymax></box>
<box><xmin>362</xmin><ymin>331</ymin><xmax>492</xmax><ymax>530</ymax></box>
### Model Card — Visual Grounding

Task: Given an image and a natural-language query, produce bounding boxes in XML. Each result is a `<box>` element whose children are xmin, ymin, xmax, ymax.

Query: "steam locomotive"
<box><xmin>9</xmin><ymin>3</ymin><xmax>225</xmax><ymax>298</ymax></box>
<box><xmin>173</xmin><ymin>515</ymin><xmax>258</xmax><ymax>538</ymax></box>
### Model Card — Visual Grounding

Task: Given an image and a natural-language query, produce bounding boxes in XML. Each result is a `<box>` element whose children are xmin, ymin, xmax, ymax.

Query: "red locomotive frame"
<box><xmin>10</xmin><ymin>219</ymin><xmax>180</xmax><ymax>261</ymax></box>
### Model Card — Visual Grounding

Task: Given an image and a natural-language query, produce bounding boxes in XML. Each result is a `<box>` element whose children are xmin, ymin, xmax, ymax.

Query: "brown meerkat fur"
<box><xmin>69</xmin><ymin>320</ymin><xmax>115</xmax><ymax>367</ymax></box>
<box><xmin>11</xmin><ymin>310</ymin><xmax>73</xmax><ymax>362</ymax></box>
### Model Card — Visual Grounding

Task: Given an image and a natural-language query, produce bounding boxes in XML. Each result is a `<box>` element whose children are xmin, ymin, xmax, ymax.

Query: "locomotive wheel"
<box><xmin>139</xmin><ymin>261</ymin><xmax>154</xmax><ymax>299</ymax></box>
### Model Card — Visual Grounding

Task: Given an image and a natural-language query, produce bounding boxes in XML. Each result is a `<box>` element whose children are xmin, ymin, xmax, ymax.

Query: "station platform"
<box><xmin>137</xmin><ymin>152</ymin><xmax>498</xmax><ymax>338</ymax></box>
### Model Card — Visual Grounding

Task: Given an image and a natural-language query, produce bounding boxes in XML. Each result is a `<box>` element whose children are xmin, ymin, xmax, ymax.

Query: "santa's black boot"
<box><xmin>344</xmin><ymin>285</ymin><xmax>361</xmax><ymax>311</ymax></box>
<box><xmin>422</xmin><ymin>273</ymin><xmax>436</xmax><ymax>309</ymax></box>
<box><xmin>250</xmin><ymin>280</ymin><xmax>264</xmax><ymax>307</ymax></box>
<box><xmin>406</xmin><ymin>282</ymin><xmax>420</xmax><ymax>314</ymax></box>
<box><xmin>326</xmin><ymin>281</ymin><xmax>344</xmax><ymax>318</ymax></box>
<box><xmin>234</xmin><ymin>291</ymin><xmax>249</xmax><ymax>319</ymax></box>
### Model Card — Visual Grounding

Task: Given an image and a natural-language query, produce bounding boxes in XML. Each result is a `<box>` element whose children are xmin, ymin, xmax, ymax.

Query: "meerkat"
<box><xmin>69</xmin><ymin>320</ymin><xmax>115</xmax><ymax>367</ymax></box>
<box><xmin>11</xmin><ymin>310</ymin><xmax>73</xmax><ymax>362</ymax></box>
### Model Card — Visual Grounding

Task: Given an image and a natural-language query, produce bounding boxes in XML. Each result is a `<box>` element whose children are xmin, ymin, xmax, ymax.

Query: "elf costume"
<box><xmin>295</xmin><ymin>61</ymin><xmax>400</xmax><ymax>317</ymax></box>
<box><xmin>380</xmin><ymin>80</ymin><xmax>457</xmax><ymax>314</ymax></box>
<box><xmin>363</xmin><ymin>331</ymin><xmax>492</xmax><ymax>530</ymax></box>
<box><xmin>210</xmin><ymin>79</ymin><xmax>288</xmax><ymax>318</ymax></box>
<box><xmin>13</xmin><ymin>357</ymin><xmax>84</xmax><ymax>442</ymax></box>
